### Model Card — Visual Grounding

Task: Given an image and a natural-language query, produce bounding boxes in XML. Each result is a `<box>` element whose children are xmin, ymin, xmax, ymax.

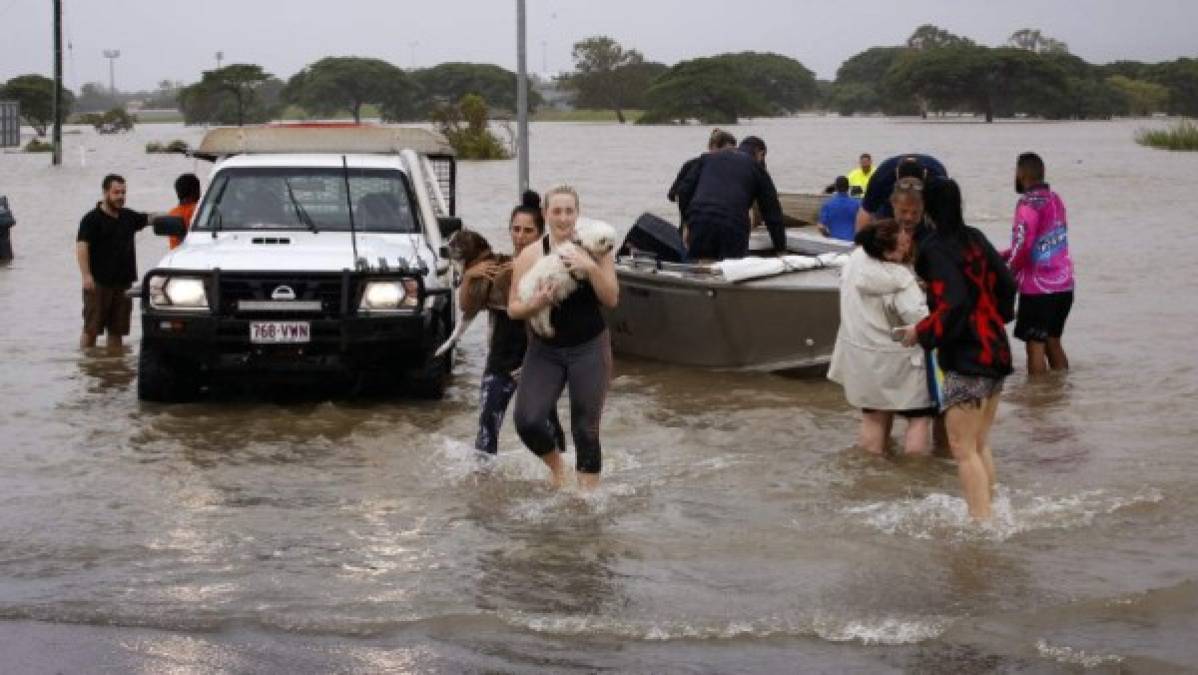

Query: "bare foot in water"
<box><xmin>541</xmin><ymin>451</ymin><xmax>570</xmax><ymax>489</ymax></box>
<box><xmin>577</xmin><ymin>472</ymin><xmax>601</xmax><ymax>492</ymax></box>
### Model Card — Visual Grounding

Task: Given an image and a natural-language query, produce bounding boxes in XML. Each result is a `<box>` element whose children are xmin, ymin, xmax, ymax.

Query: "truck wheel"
<box><xmin>410</xmin><ymin>317</ymin><xmax>452</xmax><ymax>400</ymax></box>
<box><xmin>137</xmin><ymin>342</ymin><xmax>200</xmax><ymax>402</ymax></box>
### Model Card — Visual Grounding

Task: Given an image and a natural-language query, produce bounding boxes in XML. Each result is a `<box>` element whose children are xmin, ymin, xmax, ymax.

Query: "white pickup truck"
<box><xmin>139</xmin><ymin>125</ymin><xmax>462</xmax><ymax>401</ymax></box>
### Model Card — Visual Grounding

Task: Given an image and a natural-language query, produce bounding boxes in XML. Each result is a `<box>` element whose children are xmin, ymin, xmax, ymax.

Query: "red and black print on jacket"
<box><xmin>914</xmin><ymin>226</ymin><xmax>1017</xmax><ymax>379</ymax></box>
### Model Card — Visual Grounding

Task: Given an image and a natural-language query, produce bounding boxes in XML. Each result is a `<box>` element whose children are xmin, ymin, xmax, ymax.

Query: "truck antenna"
<box><xmin>341</xmin><ymin>155</ymin><xmax>364</xmax><ymax>270</ymax></box>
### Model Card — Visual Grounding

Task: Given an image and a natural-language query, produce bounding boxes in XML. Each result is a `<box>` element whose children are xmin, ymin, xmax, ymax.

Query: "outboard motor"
<box><xmin>0</xmin><ymin>196</ymin><xmax>15</xmax><ymax>262</ymax></box>
<box><xmin>619</xmin><ymin>212</ymin><xmax>686</xmax><ymax>264</ymax></box>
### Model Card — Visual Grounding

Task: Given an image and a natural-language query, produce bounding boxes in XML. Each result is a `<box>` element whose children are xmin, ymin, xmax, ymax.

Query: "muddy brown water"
<box><xmin>0</xmin><ymin>118</ymin><xmax>1196</xmax><ymax>672</ymax></box>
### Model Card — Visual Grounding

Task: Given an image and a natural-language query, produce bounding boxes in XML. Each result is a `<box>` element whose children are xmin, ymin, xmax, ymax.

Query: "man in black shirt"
<box><xmin>667</xmin><ymin>128</ymin><xmax>737</xmax><ymax>226</ymax></box>
<box><xmin>75</xmin><ymin>174</ymin><xmax>151</xmax><ymax>352</ymax></box>
<box><xmin>676</xmin><ymin>136</ymin><xmax>786</xmax><ymax>261</ymax></box>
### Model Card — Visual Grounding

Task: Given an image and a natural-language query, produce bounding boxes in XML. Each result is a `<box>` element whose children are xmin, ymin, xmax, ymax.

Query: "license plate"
<box><xmin>250</xmin><ymin>321</ymin><xmax>310</xmax><ymax>344</ymax></box>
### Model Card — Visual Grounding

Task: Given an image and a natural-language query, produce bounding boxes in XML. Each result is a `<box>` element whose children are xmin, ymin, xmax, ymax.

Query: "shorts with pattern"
<box><xmin>939</xmin><ymin>371</ymin><xmax>1003</xmax><ymax>412</ymax></box>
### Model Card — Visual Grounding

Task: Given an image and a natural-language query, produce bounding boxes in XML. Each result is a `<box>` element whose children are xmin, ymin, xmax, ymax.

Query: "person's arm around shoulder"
<box><xmin>891</xmin><ymin>265</ymin><xmax>929</xmax><ymax>326</ymax></box>
<box><xmin>507</xmin><ymin>244</ymin><xmax>553</xmax><ymax>320</ymax></box>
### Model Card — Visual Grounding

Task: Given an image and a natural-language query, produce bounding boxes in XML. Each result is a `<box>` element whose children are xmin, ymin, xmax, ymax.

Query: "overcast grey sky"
<box><xmin>2</xmin><ymin>0</ymin><xmax>1194</xmax><ymax>92</ymax></box>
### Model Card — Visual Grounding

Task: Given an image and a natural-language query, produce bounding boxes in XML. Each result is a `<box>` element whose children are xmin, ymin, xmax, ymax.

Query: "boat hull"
<box><xmin>606</xmin><ymin>266</ymin><xmax>841</xmax><ymax>371</ymax></box>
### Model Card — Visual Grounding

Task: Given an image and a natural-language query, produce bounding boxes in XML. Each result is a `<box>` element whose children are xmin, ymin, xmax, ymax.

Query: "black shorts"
<box><xmin>862</xmin><ymin>407</ymin><xmax>938</xmax><ymax>419</ymax></box>
<box><xmin>1014</xmin><ymin>291</ymin><xmax>1073</xmax><ymax>343</ymax></box>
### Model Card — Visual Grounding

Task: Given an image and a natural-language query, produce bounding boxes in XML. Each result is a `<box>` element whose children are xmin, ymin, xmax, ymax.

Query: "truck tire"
<box><xmin>137</xmin><ymin>342</ymin><xmax>200</xmax><ymax>402</ymax></box>
<box><xmin>409</xmin><ymin>316</ymin><xmax>452</xmax><ymax>400</ymax></box>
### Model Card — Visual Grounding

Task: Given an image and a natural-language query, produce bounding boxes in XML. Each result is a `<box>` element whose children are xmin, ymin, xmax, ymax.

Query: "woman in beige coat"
<box><xmin>828</xmin><ymin>219</ymin><xmax>932</xmax><ymax>455</ymax></box>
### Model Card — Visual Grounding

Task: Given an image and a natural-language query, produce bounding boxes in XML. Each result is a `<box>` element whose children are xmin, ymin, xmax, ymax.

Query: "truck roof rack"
<box><xmin>192</xmin><ymin>124</ymin><xmax>456</xmax><ymax>161</ymax></box>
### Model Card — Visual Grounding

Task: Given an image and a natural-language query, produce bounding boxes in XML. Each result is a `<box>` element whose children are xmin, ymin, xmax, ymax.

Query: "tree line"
<box><xmin>3</xmin><ymin>23</ymin><xmax>1196</xmax><ymax>135</ymax></box>
<box><xmin>826</xmin><ymin>24</ymin><xmax>1196</xmax><ymax>122</ymax></box>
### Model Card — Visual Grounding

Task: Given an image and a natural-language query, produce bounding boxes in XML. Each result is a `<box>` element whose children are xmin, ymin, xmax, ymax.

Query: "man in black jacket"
<box><xmin>676</xmin><ymin>136</ymin><xmax>786</xmax><ymax>261</ymax></box>
<box><xmin>667</xmin><ymin>128</ymin><xmax>737</xmax><ymax>224</ymax></box>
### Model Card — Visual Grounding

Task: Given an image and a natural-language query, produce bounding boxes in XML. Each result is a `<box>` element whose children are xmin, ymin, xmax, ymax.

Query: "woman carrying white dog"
<box><xmin>508</xmin><ymin>185</ymin><xmax>619</xmax><ymax>490</ymax></box>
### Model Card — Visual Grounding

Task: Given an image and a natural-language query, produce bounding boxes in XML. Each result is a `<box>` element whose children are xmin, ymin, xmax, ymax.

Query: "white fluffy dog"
<box><xmin>517</xmin><ymin>218</ymin><xmax>617</xmax><ymax>338</ymax></box>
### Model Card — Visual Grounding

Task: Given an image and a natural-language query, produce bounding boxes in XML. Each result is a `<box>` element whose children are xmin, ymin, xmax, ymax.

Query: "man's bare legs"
<box><xmin>1046</xmin><ymin>337</ymin><xmax>1069</xmax><ymax>371</ymax></box>
<box><xmin>1026</xmin><ymin>341</ymin><xmax>1049</xmax><ymax>376</ymax></box>
<box><xmin>80</xmin><ymin>331</ymin><xmax>98</xmax><ymax>349</ymax></box>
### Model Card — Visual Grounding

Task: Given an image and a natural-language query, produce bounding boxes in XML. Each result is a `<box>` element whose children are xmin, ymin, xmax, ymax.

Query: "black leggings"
<box><xmin>514</xmin><ymin>331</ymin><xmax>612</xmax><ymax>473</ymax></box>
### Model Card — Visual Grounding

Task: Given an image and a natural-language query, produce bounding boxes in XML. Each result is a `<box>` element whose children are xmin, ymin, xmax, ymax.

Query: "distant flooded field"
<box><xmin>1</xmin><ymin>117</ymin><xmax>1196</xmax><ymax>671</ymax></box>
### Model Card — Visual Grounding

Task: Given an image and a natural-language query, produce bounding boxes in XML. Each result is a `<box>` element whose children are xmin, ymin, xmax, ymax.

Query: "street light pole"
<box><xmin>52</xmin><ymin>0</ymin><xmax>62</xmax><ymax>166</ymax></box>
<box><xmin>102</xmin><ymin>49</ymin><xmax>120</xmax><ymax>96</ymax></box>
<box><xmin>516</xmin><ymin>0</ymin><xmax>529</xmax><ymax>195</ymax></box>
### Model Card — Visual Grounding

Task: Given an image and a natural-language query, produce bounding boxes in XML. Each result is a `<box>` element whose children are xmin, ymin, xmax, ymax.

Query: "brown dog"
<box><xmin>435</xmin><ymin>230</ymin><xmax>513</xmax><ymax>356</ymax></box>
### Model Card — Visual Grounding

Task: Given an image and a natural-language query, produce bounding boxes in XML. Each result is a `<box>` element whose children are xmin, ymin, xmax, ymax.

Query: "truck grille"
<box><xmin>217</xmin><ymin>274</ymin><xmax>345</xmax><ymax>316</ymax></box>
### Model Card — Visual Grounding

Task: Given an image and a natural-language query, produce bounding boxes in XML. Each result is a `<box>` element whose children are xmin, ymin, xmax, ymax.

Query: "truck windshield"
<box><xmin>193</xmin><ymin>167</ymin><xmax>420</xmax><ymax>233</ymax></box>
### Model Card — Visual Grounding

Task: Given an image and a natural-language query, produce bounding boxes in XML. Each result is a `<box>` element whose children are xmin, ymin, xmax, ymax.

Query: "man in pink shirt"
<box><xmin>1004</xmin><ymin>152</ymin><xmax>1075</xmax><ymax>375</ymax></box>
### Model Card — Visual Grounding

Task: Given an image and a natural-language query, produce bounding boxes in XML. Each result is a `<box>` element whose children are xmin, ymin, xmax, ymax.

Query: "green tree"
<box><xmin>1107</xmin><ymin>75</ymin><xmax>1169</xmax><ymax>116</ymax></box>
<box><xmin>284</xmin><ymin>57</ymin><xmax>416</xmax><ymax>123</ymax></box>
<box><xmin>409</xmin><ymin>62</ymin><xmax>541</xmax><ymax>117</ymax></box>
<box><xmin>713</xmin><ymin>52</ymin><xmax>818</xmax><ymax>113</ymax></box>
<box><xmin>1</xmin><ymin>74</ymin><xmax>75</xmax><ymax>136</ymax></box>
<box><xmin>638</xmin><ymin>57</ymin><xmax>771</xmax><ymax>125</ymax></box>
<box><xmin>831</xmin><ymin>46</ymin><xmax>918</xmax><ymax>115</ymax></box>
<box><xmin>885</xmin><ymin>46</ymin><xmax>1067</xmax><ymax>122</ymax></box>
<box><xmin>1151</xmin><ymin>58</ymin><xmax>1198</xmax><ymax>116</ymax></box>
<box><xmin>906</xmin><ymin>24</ymin><xmax>974</xmax><ymax>50</ymax></box>
<box><xmin>178</xmin><ymin>64</ymin><xmax>282</xmax><ymax>126</ymax></box>
<box><xmin>827</xmin><ymin>82</ymin><xmax>881</xmax><ymax>116</ymax></box>
<box><xmin>432</xmin><ymin>94</ymin><xmax>509</xmax><ymax>160</ymax></box>
<box><xmin>561</xmin><ymin>36</ymin><xmax>655</xmax><ymax>123</ymax></box>
<box><xmin>1007</xmin><ymin>29</ymin><xmax>1069</xmax><ymax>54</ymax></box>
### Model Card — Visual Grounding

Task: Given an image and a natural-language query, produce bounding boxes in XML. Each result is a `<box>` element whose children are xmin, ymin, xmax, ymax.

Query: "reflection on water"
<box><xmin>1</xmin><ymin>118</ymin><xmax>1196</xmax><ymax>670</ymax></box>
<box><xmin>76</xmin><ymin>351</ymin><xmax>136</xmax><ymax>392</ymax></box>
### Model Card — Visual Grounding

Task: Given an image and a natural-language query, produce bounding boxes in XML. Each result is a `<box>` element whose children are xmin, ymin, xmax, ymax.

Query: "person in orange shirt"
<box><xmin>167</xmin><ymin>173</ymin><xmax>201</xmax><ymax>249</ymax></box>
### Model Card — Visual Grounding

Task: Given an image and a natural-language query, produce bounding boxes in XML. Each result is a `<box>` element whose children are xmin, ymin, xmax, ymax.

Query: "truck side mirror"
<box><xmin>152</xmin><ymin>215</ymin><xmax>187</xmax><ymax>238</ymax></box>
<box><xmin>437</xmin><ymin>216</ymin><xmax>462</xmax><ymax>239</ymax></box>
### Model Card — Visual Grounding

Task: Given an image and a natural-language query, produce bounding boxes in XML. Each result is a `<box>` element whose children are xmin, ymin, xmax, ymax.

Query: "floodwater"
<box><xmin>1</xmin><ymin>117</ymin><xmax>1196</xmax><ymax>673</ymax></box>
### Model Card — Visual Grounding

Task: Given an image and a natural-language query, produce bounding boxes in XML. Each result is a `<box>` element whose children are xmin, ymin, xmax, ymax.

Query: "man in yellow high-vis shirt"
<box><xmin>846</xmin><ymin>153</ymin><xmax>874</xmax><ymax>196</ymax></box>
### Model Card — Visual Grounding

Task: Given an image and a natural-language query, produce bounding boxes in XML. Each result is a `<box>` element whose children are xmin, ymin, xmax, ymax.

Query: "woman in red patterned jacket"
<box><xmin>901</xmin><ymin>178</ymin><xmax>1016</xmax><ymax>521</ymax></box>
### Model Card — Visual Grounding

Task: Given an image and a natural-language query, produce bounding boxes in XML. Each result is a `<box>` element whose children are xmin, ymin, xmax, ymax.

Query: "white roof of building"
<box><xmin>194</xmin><ymin>125</ymin><xmax>455</xmax><ymax>161</ymax></box>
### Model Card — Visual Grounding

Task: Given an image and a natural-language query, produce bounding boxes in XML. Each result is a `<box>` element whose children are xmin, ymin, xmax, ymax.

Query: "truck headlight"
<box><xmin>149</xmin><ymin>275</ymin><xmax>209</xmax><ymax>310</ymax></box>
<box><xmin>359</xmin><ymin>279</ymin><xmax>420</xmax><ymax>311</ymax></box>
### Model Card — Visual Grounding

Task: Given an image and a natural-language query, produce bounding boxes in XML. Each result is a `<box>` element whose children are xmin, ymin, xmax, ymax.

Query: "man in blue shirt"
<box><xmin>818</xmin><ymin>176</ymin><xmax>859</xmax><ymax>241</ymax></box>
